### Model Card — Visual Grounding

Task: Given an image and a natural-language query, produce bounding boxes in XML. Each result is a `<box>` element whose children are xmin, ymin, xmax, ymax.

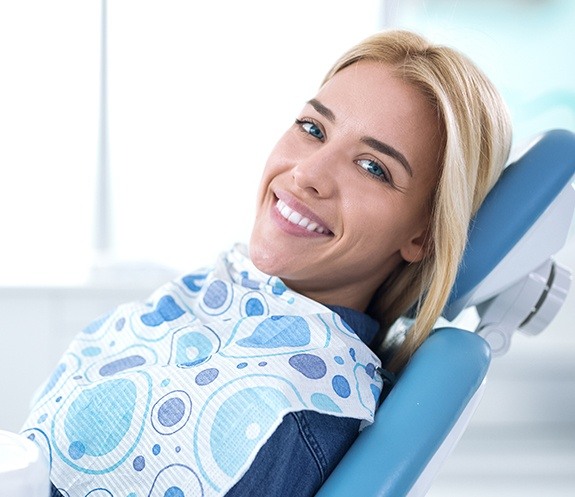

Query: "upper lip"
<box><xmin>273</xmin><ymin>189</ymin><xmax>333</xmax><ymax>234</ymax></box>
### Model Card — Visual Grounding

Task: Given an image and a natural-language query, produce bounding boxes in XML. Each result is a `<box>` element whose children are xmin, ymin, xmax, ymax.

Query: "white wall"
<box><xmin>0</xmin><ymin>1</ymin><xmax>383</xmax><ymax>285</ymax></box>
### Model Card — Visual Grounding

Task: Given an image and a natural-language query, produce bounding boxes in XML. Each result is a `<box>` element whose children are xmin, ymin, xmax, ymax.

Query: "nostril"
<box><xmin>293</xmin><ymin>168</ymin><xmax>322</xmax><ymax>196</ymax></box>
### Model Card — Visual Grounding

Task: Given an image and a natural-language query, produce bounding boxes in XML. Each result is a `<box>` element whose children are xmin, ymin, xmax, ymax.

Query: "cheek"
<box><xmin>255</xmin><ymin>166</ymin><xmax>272</xmax><ymax>200</ymax></box>
<box><xmin>344</xmin><ymin>190</ymin><xmax>424</xmax><ymax>246</ymax></box>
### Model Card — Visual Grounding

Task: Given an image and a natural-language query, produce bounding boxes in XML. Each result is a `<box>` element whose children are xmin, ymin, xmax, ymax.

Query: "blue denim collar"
<box><xmin>326</xmin><ymin>305</ymin><xmax>379</xmax><ymax>346</ymax></box>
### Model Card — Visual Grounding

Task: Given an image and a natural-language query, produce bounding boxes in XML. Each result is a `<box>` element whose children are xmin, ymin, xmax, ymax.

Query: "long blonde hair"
<box><xmin>323</xmin><ymin>30</ymin><xmax>512</xmax><ymax>371</ymax></box>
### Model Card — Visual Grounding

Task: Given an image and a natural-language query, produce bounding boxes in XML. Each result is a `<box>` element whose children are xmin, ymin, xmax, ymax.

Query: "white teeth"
<box><xmin>288</xmin><ymin>211</ymin><xmax>302</xmax><ymax>224</ymax></box>
<box><xmin>276</xmin><ymin>199</ymin><xmax>329</xmax><ymax>234</ymax></box>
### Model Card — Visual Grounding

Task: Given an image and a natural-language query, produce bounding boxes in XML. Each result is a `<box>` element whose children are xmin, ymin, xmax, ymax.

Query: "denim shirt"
<box><xmin>226</xmin><ymin>305</ymin><xmax>381</xmax><ymax>497</ymax></box>
<box><xmin>51</xmin><ymin>306</ymin><xmax>385</xmax><ymax>497</ymax></box>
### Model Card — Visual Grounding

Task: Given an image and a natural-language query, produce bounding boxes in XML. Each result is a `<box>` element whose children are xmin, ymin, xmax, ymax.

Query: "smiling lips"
<box><xmin>275</xmin><ymin>198</ymin><xmax>332</xmax><ymax>235</ymax></box>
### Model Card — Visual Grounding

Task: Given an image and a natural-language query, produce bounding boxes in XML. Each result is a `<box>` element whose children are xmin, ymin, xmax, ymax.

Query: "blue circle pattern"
<box><xmin>133</xmin><ymin>455</ymin><xmax>145</xmax><ymax>471</ymax></box>
<box><xmin>20</xmin><ymin>246</ymin><xmax>382</xmax><ymax>497</ymax></box>
<box><xmin>204</xmin><ymin>281</ymin><xmax>228</xmax><ymax>309</ymax></box>
<box><xmin>239</xmin><ymin>290</ymin><xmax>269</xmax><ymax>319</ymax></box>
<box><xmin>141</xmin><ymin>296</ymin><xmax>186</xmax><ymax>327</ymax></box>
<box><xmin>82</xmin><ymin>314</ymin><xmax>109</xmax><ymax>335</ymax></box>
<box><xmin>195</xmin><ymin>368</ymin><xmax>219</xmax><ymax>386</ymax></box>
<box><xmin>165</xmin><ymin>487</ymin><xmax>185</xmax><ymax>497</ymax></box>
<box><xmin>210</xmin><ymin>386</ymin><xmax>290</xmax><ymax>478</ymax></box>
<box><xmin>288</xmin><ymin>354</ymin><xmax>327</xmax><ymax>379</ymax></box>
<box><xmin>311</xmin><ymin>393</ymin><xmax>342</xmax><ymax>413</ymax></box>
<box><xmin>115</xmin><ymin>317</ymin><xmax>125</xmax><ymax>331</ymax></box>
<box><xmin>82</xmin><ymin>347</ymin><xmax>101</xmax><ymax>357</ymax></box>
<box><xmin>83</xmin><ymin>345</ymin><xmax>157</xmax><ymax>383</ymax></box>
<box><xmin>332</xmin><ymin>375</ymin><xmax>351</xmax><ymax>398</ymax></box>
<box><xmin>151</xmin><ymin>391</ymin><xmax>192</xmax><ymax>436</ymax></box>
<box><xmin>158</xmin><ymin>398</ymin><xmax>186</xmax><ymax>427</ymax></box>
<box><xmin>99</xmin><ymin>355</ymin><xmax>146</xmax><ymax>376</ymax></box>
<box><xmin>64</xmin><ymin>379</ymin><xmax>136</xmax><ymax>459</ymax></box>
<box><xmin>174</xmin><ymin>332</ymin><xmax>213</xmax><ymax>367</ymax></box>
<box><xmin>236</xmin><ymin>316</ymin><xmax>311</xmax><ymax>349</ymax></box>
<box><xmin>245</xmin><ymin>298</ymin><xmax>264</xmax><ymax>316</ymax></box>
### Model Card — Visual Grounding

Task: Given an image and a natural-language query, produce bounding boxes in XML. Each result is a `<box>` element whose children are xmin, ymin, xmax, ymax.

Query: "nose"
<box><xmin>292</xmin><ymin>146</ymin><xmax>341</xmax><ymax>198</ymax></box>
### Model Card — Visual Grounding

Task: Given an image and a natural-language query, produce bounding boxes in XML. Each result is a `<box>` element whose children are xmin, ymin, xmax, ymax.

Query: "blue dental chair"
<box><xmin>317</xmin><ymin>129</ymin><xmax>575</xmax><ymax>497</ymax></box>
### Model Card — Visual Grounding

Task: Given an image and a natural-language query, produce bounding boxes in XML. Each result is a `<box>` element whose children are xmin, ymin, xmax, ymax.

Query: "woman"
<box><xmin>24</xmin><ymin>29</ymin><xmax>511</xmax><ymax>497</ymax></box>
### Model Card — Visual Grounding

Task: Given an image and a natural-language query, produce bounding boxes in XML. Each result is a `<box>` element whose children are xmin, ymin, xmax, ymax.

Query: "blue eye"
<box><xmin>357</xmin><ymin>159</ymin><xmax>391</xmax><ymax>183</ymax></box>
<box><xmin>296</xmin><ymin>119</ymin><xmax>325</xmax><ymax>141</ymax></box>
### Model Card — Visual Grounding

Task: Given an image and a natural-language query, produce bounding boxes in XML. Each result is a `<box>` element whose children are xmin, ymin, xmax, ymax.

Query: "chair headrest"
<box><xmin>444</xmin><ymin>129</ymin><xmax>575</xmax><ymax>320</ymax></box>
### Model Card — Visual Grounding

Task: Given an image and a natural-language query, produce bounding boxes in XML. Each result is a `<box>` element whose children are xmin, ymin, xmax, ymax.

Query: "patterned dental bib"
<box><xmin>21</xmin><ymin>244</ymin><xmax>383</xmax><ymax>497</ymax></box>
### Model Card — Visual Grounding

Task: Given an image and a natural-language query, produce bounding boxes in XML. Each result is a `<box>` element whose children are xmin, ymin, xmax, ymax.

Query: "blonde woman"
<box><xmin>25</xmin><ymin>29</ymin><xmax>511</xmax><ymax>497</ymax></box>
<box><xmin>315</xmin><ymin>30</ymin><xmax>513</xmax><ymax>371</ymax></box>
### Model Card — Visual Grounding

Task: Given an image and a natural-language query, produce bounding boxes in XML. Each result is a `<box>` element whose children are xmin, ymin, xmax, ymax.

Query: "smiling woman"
<box><xmin>21</xmin><ymin>29</ymin><xmax>511</xmax><ymax>497</ymax></box>
<box><xmin>250</xmin><ymin>61</ymin><xmax>442</xmax><ymax>313</ymax></box>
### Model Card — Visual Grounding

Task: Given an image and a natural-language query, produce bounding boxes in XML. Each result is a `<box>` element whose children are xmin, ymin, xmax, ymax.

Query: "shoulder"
<box><xmin>226</xmin><ymin>411</ymin><xmax>360</xmax><ymax>497</ymax></box>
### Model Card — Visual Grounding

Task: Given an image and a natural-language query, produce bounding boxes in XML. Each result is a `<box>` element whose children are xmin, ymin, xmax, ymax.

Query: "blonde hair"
<box><xmin>323</xmin><ymin>30</ymin><xmax>512</xmax><ymax>371</ymax></box>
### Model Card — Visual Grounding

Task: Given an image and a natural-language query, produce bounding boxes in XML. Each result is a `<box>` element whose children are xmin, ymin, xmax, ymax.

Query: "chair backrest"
<box><xmin>316</xmin><ymin>129</ymin><xmax>575</xmax><ymax>497</ymax></box>
<box><xmin>445</xmin><ymin>128</ymin><xmax>575</xmax><ymax>320</ymax></box>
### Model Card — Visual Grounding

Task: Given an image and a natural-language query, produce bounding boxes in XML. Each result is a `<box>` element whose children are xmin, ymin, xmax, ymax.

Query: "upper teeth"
<box><xmin>276</xmin><ymin>199</ymin><xmax>329</xmax><ymax>234</ymax></box>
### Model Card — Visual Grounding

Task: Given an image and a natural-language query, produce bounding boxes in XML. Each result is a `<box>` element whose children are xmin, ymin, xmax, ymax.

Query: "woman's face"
<box><xmin>249</xmin><ymin>61</ymin><xmax>442</xmax><ymax>311</ymax></box>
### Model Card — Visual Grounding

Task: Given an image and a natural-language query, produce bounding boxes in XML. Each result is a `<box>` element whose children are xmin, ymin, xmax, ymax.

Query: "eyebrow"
<box><xmin>361</xmin><ymin>137</ymin><xmax>413</xmax><ymax>177</ymax></box>
<box><xmin>308</xmin><ymin>98</ymin><xmax>413</xmax><ymax>177</ymax></box>
<box><xmin>308</xmin><ymin>98</ymin><xmax>336</xmax><ymax>122</ymax></box>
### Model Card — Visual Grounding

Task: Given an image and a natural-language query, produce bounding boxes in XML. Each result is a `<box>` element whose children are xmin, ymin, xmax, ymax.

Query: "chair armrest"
<box><xmin>316</xmin><ymin>328</ymin><xmax>491</xmax><ymax>497</ymax></box>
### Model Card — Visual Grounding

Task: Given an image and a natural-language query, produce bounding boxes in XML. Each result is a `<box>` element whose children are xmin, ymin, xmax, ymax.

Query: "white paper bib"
<box><xmin>21</xmin><ymin>244</ymin><xmax>383</xmax><ymax>497</ymax></box>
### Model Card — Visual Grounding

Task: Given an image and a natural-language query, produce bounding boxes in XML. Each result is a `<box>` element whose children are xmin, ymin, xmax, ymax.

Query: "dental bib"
<box><xmin>21</xmin><ymin>244</ymin><xmax>383</xmax><ymax>497</ymax></box>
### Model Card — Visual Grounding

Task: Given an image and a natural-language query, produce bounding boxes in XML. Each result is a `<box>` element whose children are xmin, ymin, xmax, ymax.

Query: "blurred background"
<box><xmin>0</xmin><ymin>1</ymin><xmax>573</xmax><ymax>495</ymax></box>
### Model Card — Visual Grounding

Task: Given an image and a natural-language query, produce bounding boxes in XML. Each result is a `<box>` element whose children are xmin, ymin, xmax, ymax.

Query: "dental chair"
<box><xmin>317</xmin><ymin>128</ymin><xmax>575</xmax><ymax>497</ymax></box>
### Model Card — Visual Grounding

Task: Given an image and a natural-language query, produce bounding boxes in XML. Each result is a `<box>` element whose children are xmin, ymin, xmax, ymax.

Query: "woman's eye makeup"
<box><xmin>356</xmin><ymin>158</ymin><xmax>393</xmax><ymax>184</ymax></box>
<box><xmin>295</xmin><ymin>118</ymin><xmax>325</xmax><ymax>141</ymax></box>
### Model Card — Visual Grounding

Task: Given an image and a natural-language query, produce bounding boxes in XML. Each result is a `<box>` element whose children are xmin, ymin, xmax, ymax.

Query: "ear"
<box><xmin>399</xmin><ymin>228</ymin><xmax>429</xmax><ymax>263</ymax></box>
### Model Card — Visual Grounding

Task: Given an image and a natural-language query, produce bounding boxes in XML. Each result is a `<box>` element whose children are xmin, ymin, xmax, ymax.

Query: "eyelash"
<box><xmin>295</xmin><ymin>118</ymin><xmax>325</xmax><ymax>141</ymax></box>
<box><xmin>355</xmin><ymin>158</ymin><xmax>393</xmax><ymax>185</ymax></box>
<box><xmin>294</xmin><ymin>117</ymin><xmax>396</xmax><ymax>187</ymax></box>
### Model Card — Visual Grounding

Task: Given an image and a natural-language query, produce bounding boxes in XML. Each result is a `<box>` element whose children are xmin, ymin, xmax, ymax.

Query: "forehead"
<box><xmin>316</xmin><ymin>60</ymin><xmax>442</xmax><ymax>179</ymax></box>
<box><xmin>318</xmin><ymin>61</ymin><xmax>432</xmax><ymax>128</ymax></box>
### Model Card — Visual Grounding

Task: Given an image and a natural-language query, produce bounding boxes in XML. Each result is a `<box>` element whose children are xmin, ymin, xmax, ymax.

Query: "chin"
<box><xmin>248</xmin><ymin>239</ymin><xmax>280</xmax><ymax>277</ymax></box>
<box><xmin>249</xmin><ymin>231</ymin><xmax>305</xmax><ymax>282</ymax></box>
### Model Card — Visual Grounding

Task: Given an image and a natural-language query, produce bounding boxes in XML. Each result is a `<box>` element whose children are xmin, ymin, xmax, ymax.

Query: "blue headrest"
<box><xmin>444</xmin><ymin>129</ymin><xmax>575</xmax><ymax>319</ymax></box>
